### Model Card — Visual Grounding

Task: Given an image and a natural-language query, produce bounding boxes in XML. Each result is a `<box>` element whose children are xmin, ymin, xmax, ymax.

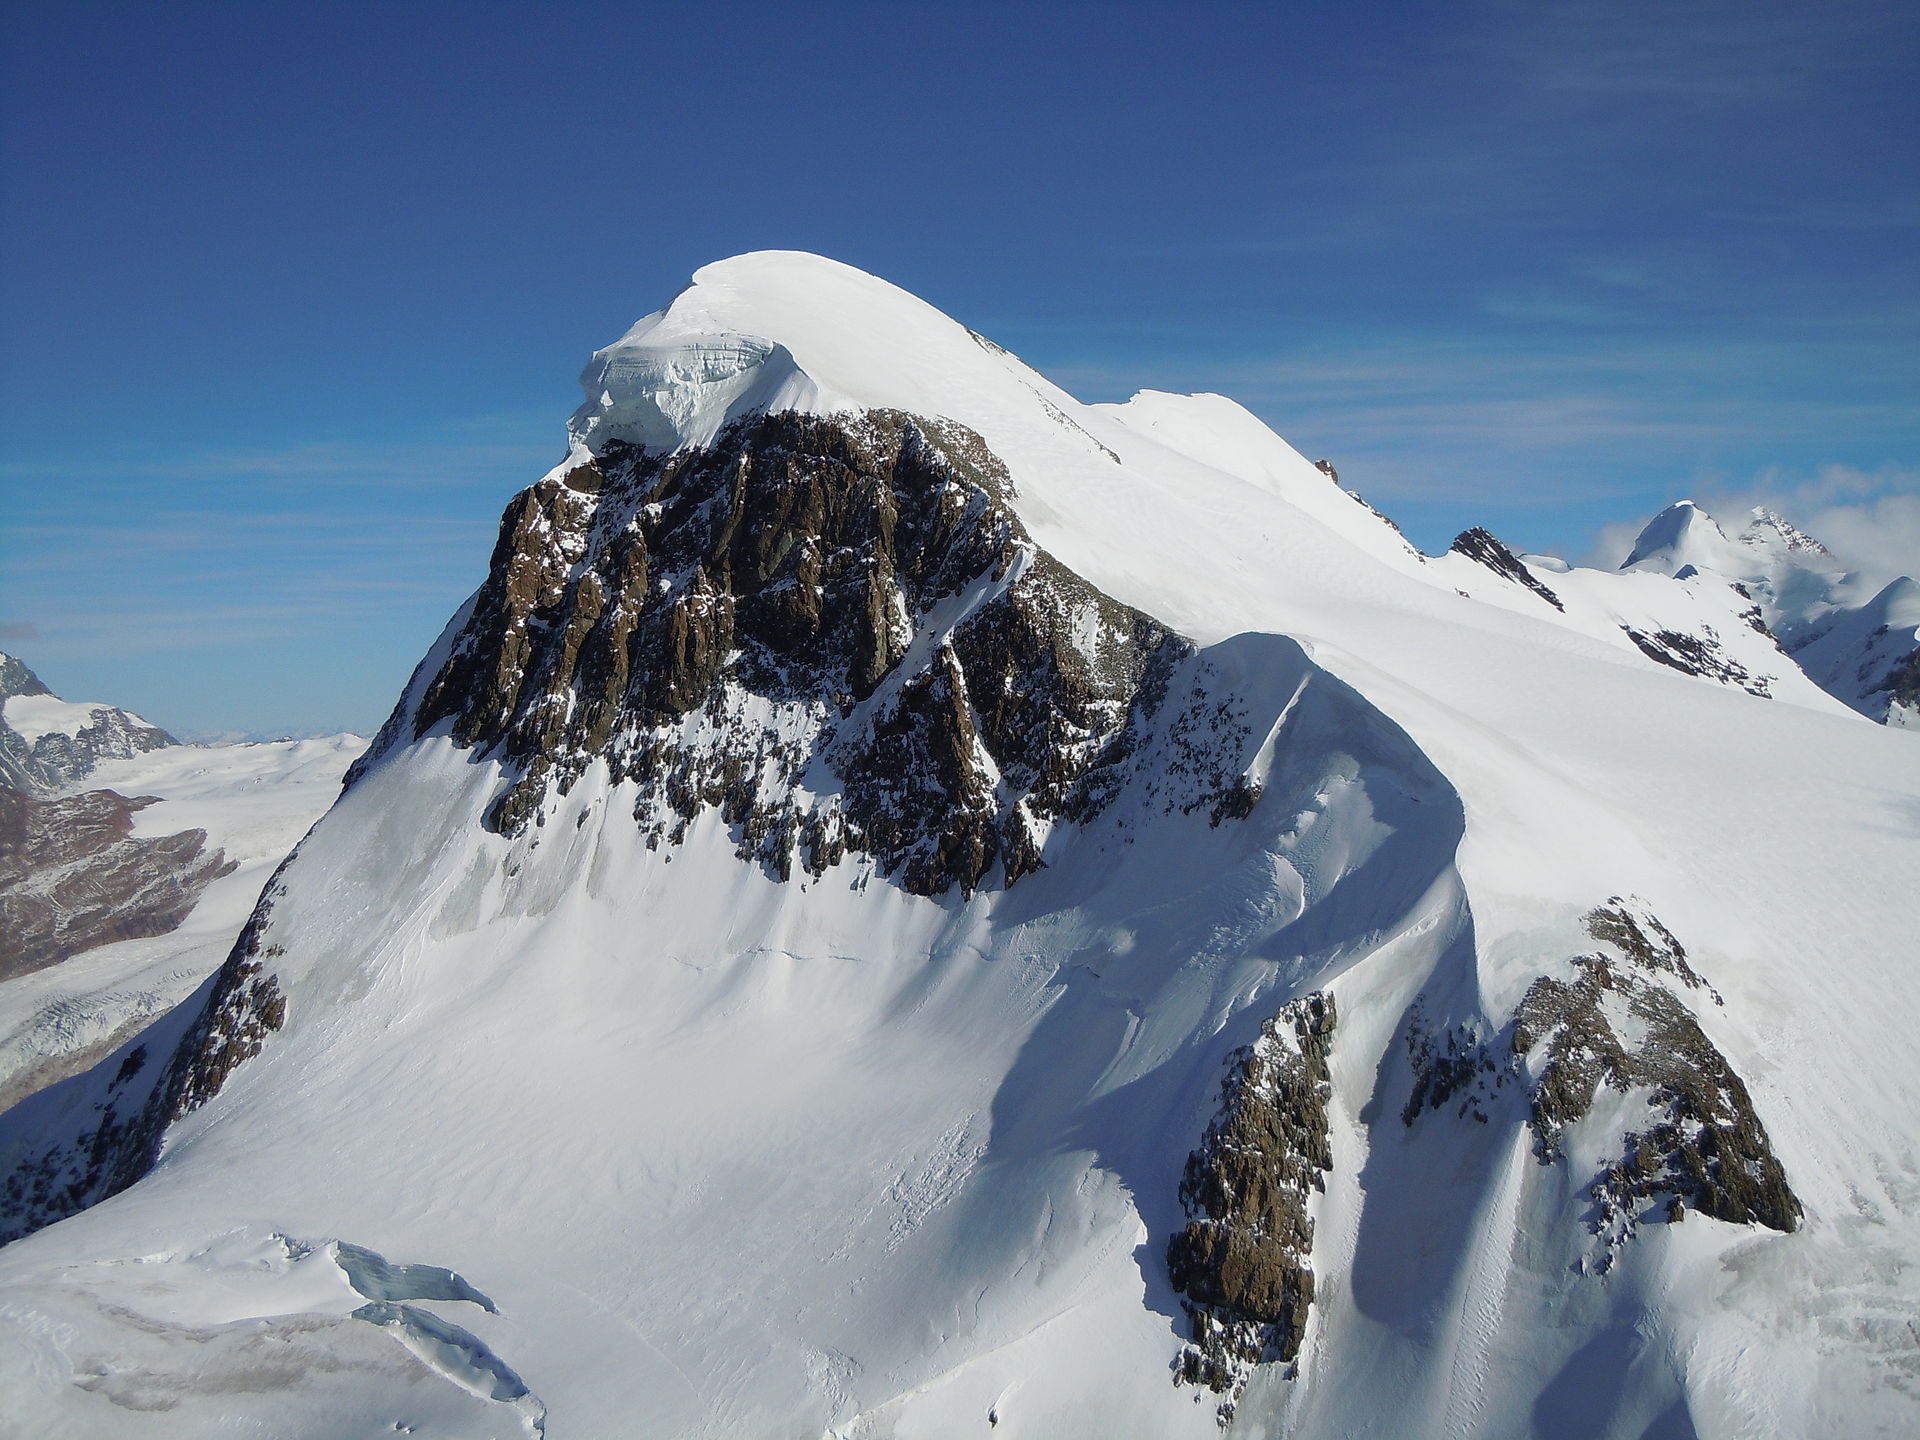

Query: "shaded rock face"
<box><xmin>0</xmin><ymin>784</ymin><xmax>234</xmax><ymax>982</ymax></box>
<box><xmin>1401</xmin><ymin>1005</ymin><xmax>1501</xmax><ymax>1126</ymax></box>
<box><xmin>1621</xmin><ymin>625</ymin><xmax>1772</xmax><ymax>697</ymax></box>
<box><xmin>1169</xmin><ymin>992</ymin><xmax>1336</xmax><ymax>1416</ymax></box>
<box><xmin>0</xmin><ymin>655</ymin><xmax>176</xmax><ymax>796</ymax></box>
<box><xmin>1870</xmin><ymin>637</ymin><xmax>1920</xmax><ymax>718</ymax></box>
<box><xmin>1449</xmin><ymin>527</ymin><xmax>1565</xmax><ymax>612</ymax></box>
<box><xmin>0</xmin><ymin>655</ymin><xmax>51</xmax><ymax>702</ymax></box>
<box><xmin>0</xmin><ymin>863</ymin><xmax>291</xmax><ymax>1245</ymax></box>
<box><xmin>364</xmin><ymin>409</ymin><xmax>1196</xmax><ymax>895</ymax></box>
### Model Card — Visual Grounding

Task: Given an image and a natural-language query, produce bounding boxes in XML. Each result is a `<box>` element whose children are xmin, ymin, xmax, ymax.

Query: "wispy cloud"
<box><xmin>1478</xmin><ymin>0</ymin><xmax>1908</xmax><ymax>100</ymax></box>
<box><xmin>0</xmin><ymin>410</ymin><xmax>558</xmax><ymax>492</ymax></box>
<box><xmin>1579</xmin><ymin>463</ymin><xmax>1920</xmax><ymax>589</ymax></box>
<box><xmin>1049</xmin><ymin>328</ymin><xmax>1916</xmax><ymax>511</ymax></box>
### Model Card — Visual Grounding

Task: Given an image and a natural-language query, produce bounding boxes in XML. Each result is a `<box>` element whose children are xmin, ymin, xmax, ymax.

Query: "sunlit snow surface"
<box><xmin>3</xmin><ymin>254</ymin><xmax>1917</xmax><ymax>1438</ymax></box>
<box><xmin>0</xmin><ymin>736</ymin><xmax>365</xmax><ymax>1111</ymax></box>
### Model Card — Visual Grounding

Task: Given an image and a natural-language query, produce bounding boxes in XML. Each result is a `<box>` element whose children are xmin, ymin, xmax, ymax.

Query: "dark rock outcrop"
<box><xmin>0</xmin><ymin>784</ymin><xmax>234</xmax><ymax>981</ymax></box>
<box><xmin>1396</xmin><ymin>900</ymin><xmax>1797</xmax><ymax>1269</ymax></box>
<box><xmin>1449</xmin><ymin>528</ymin><xmax>1565</xmax><ymax>611</ymax></box>
<box><xmin>360</xmin><ymin>410</ymin><xmax>1215</xmax><ymax>895</ymax></box>
<box><xmin>1170</xmin><ymin>992</ymin><xmax>1336</xmax><ymax>1413</ymax></box>
<box><xmin>1401</xmin><ymin>1006</ymin><xmax>1501</xmax><ymax>1126</ymax></box>
<box><xmin>1511</xmin><ymin>903</ymin><xmax>1799</xmax><ymax>1251</ymax></box>
<box><xmin>1621</xmin><ymin>625</ymin><xmax>1771</xmax><ymax>697</ymax></box>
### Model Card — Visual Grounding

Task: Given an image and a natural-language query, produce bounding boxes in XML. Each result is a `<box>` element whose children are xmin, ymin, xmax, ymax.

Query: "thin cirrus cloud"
<box><xmin>1580</xmin><ymin>463</ymin><xmax>1920</xmax><ymax>587</ymax></box>
<box><xmin>0</xmin><ymin>415</ymin><xmax>552</xmax><ymax>730</ymax></box>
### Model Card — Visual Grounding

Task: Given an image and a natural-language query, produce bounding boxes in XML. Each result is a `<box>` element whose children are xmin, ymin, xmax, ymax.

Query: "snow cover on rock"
<box><xmin>0</xmin><ymin>653</ymin><xmax>177</xmax><ymax>794</ymax></box>
<box><xmin>2</xmin><ymin>254</ymin><xmax>1917</xmax><ymax>1439</ymax></box>
<box><xmin>1613</xmin><ymin>501</ymin><xmax>1920</xmax><ymax>726</ymax></box>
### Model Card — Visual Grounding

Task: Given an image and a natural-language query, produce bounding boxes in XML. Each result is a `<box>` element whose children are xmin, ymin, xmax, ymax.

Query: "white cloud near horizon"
<box><xmin>1580</xmin><ymin>463</ymin><xmax>1920</xmax><ymax>591</ymax></box>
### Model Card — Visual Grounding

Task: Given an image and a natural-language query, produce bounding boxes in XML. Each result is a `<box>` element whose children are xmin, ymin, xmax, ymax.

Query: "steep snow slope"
<box><xmin>2</xmin><ymin>254</ymin><xmax>1916</xmax><ymax>1440</ymax></box>
<box><xmin>0</xmin><ymin>736</ymin><xmax>365</xmax><ymax>1112</ymax></box>
<box><xmin>1787</xmin><ymin>576</ymin><xmax>1920</xmax><ymax>728</ymax></box>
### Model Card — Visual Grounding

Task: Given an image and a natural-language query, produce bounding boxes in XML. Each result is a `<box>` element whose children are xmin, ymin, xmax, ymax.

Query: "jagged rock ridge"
<box><xmin>1449</xmin><ymin>528</ymin><xmax>1565</xmax><ymax>611</ymax></box>
<box><xmin>0</xmin><ymin>653</ymin><xmax>175</xmax><ymax>795</ymax></box>
<box><xmin>361</xmin><ymin>409</ymin><xmax>1241</xmax><ymax>896</ymax></box>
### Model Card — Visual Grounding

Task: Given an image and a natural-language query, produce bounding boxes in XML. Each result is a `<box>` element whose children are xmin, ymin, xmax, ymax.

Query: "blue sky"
<box><xmin>2</xmin><ymin>0</ymin><xmax>1915</xmax><ymax>736</ymax></box>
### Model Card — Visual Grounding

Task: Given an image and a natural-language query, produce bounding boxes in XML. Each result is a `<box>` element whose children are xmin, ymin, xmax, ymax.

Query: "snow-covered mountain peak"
<box><xmin>1619</xmin><ymin>499</ymin><xmax>1745</xmax><ymax>576</ymax></box>
<box><xmin>0</xmin><ymin>654</ymin><xmax>175</xmax><ymax>794</ymax></box>
<box><xmin>7</xmin><ymin>257</ymin><xmax>1920</xmax><ymax>1439</ymax></box>
<box><xmin>0</xmin><ymin>654</ymin><xmax>53</xmax><ymax>703</ymax></box>
<box><xmin>1864</xmin><ymin>572</ymin><xmax>1920</xmax><ymax>629</ymax></box>
<box><xmin>1606</xmin><ymin>495</ymin><xmax>1919</xmax><ymax>728</ymax></box>
<box><xmin>569</xmin><ymin>250</ymin><xmax>1058</xmax><ymax>454</ymax></box>
<box><xmin>1739</xmin><ymin>504</ymin><xmax>1830</xmax><ymax>558</ymax></box>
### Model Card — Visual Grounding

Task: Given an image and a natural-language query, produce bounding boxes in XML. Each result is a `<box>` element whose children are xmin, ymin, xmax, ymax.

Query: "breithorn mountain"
<box><xmin>2</xmin><ymin>254</ymin><xmax>1916</xmax><ymax>1439</ymax></box>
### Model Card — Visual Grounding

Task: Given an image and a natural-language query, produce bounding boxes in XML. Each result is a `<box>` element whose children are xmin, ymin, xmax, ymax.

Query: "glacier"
<box><xmin>1</xmin><ymin>252</ymin><xmax>1916</xmax><ymax>1439</ymax></box>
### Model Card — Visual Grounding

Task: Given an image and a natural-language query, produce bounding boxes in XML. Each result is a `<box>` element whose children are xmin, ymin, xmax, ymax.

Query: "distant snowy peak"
<box><xmin>0</xmin><ymin>655</ymin><xmax>52</xmax><ymax>703</ymax></box>
<box><xmin>0</xmin><ymin>653</ymin><xmax>175</xmax><ymax>795</ymax></box>
<box><xmin>1620</xmin><ymin>500</ymin><xmax>1747</xmax><ymax>578</ymax></box>
<box><xmin>1612</xmin><ymin>499</ymin><xmax>1917</xmax><ymax>728</ymax></box>
<box><xmin>1789</xmin><ymin>575</ymin><xmax>1920</xmax><ymax>729</ymax></box>
<box><xmin>1738</xmin><ymin>505</ymin><xmax>1830</xmax><ymax>558</ymax></box>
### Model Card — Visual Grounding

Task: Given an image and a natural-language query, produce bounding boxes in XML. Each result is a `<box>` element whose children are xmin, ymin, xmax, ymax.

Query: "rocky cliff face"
<box><xmin>1401</xmin><ymin>898</ymin><xmax>1800</xmax><ymax>1271</ymax></box>
<box><xmin>357</xmin><ymin>410</ymin><xmax>1229</xmax><ymax>896</ymax></box>
<box><xmin>2</xmin><ymin>406</ymin><xmax>1266</xmax><ymax>1246</ymax></box>
<box><xmin>1168</xmin><ymin>992</ymin><xmax>1336</xmax><ymax>1420</ymax></box>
